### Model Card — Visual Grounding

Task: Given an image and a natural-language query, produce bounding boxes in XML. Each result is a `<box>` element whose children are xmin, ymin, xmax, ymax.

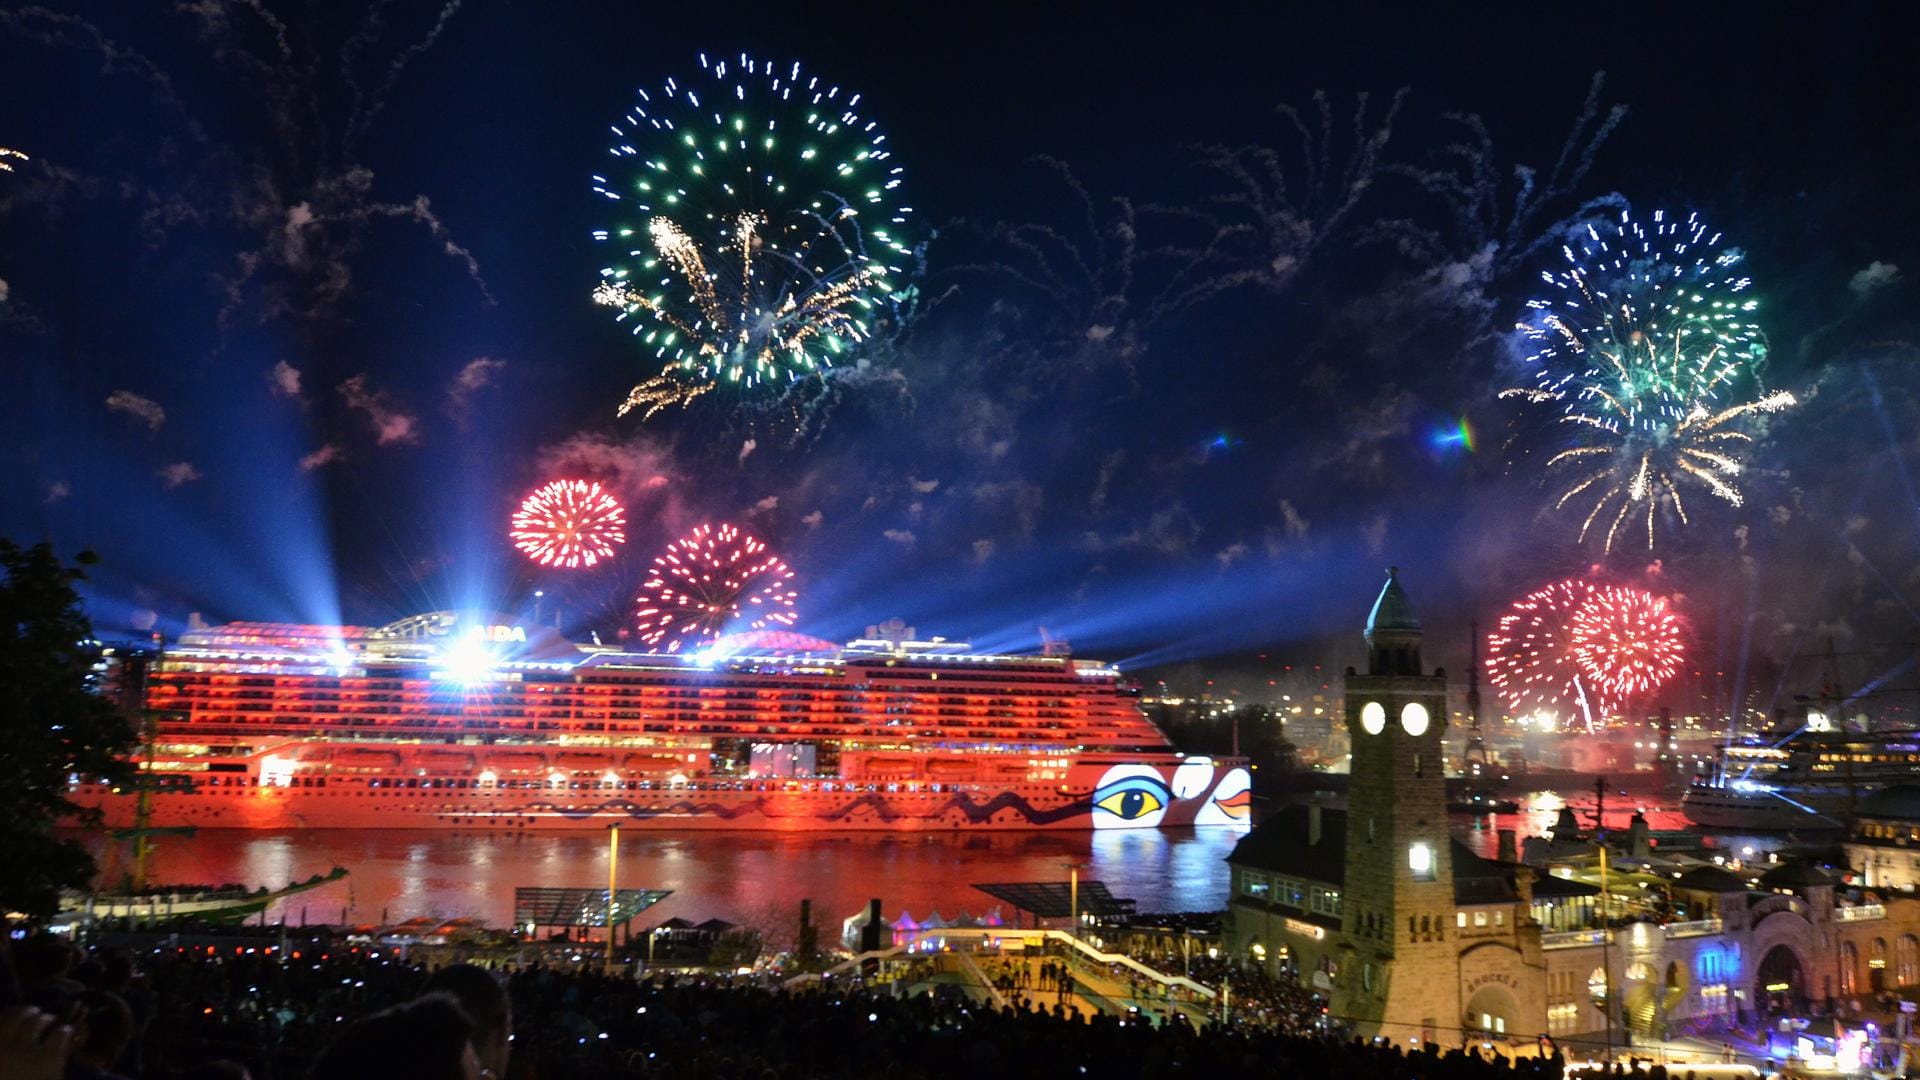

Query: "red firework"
<box><xmin>634</xmin><ymin>523</ymin><xmax>798</xmax><ymax>652</ymax></box>
<box><xmin>509</xmin><ymin>480</ymin><xmax>627</xmax><ymax>569</ymax></box>
<box><xmin>1485</xmin><ymin>578</ymin><xmax>1616</xmax><ymax>731</ymax></box>
<box><xmin>1569</xmin><ymin>585</ymin><xmax>1685</xmax><ymax>700</ymax></box>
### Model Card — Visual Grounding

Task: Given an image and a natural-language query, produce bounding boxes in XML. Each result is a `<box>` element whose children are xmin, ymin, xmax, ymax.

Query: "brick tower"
<box><xmin>1337</xmin><ymin>567</ymin><xmax>1460</xmax><ymax>1044</ymax></box>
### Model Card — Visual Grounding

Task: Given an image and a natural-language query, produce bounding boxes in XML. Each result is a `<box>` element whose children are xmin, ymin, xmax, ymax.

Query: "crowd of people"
<box><xmin>1181</xmin><ymin>954</ymin><xmax>1330</xmax><ymax>1035</ymax></box>
<box><xmin>1</xmin><ymin>933</ymin><xmax>1578</xmax><ymax>1080</ymax></box>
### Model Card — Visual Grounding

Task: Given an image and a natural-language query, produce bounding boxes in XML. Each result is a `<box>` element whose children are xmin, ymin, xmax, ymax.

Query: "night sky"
<box><xmin>5</xmin><ymin>3</ymin><xmax>1919</xmax><ymax>707</ymax></box>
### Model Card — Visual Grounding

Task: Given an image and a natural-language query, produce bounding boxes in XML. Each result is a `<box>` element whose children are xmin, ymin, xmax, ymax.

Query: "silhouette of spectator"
<box><xmin>179</xmin><ymin>1060</ymin><xmax>253</xmax><ymax>1080</ymax></box>
<box><xmin>67</xmin><ymin>989</ymin><xmax>136</xmax><ymax>1080</ymax></box>
<box><xmin>420</xmin><ymin>965</ymin><xmax>511</xmax><ymax>1079</ymax></box>
<box><xmin>13</xmin><ymin>935</ymin><xmax>82</xmax><ymax>1013</ymax></box>
<box><xmin>309</xmin><ymin>993</ymin><xmax>480</xmax><ymax>1080</ymax></box>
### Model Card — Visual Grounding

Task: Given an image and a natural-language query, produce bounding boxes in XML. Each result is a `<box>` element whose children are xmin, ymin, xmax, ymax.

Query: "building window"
<box><xmin>1474</xmin><ymin>911</ymin><xmax>1489</xmax><ymax>928</ymax></box>
<box><xmin>1456</xmin><ymin>912</ymin><xmax>1467</xmax><ymax>928</ymax></box>
<box><xmin>1409</xmin><ymin>842</ymin><xmax>1435</xmax><ymax>880</ymax></box>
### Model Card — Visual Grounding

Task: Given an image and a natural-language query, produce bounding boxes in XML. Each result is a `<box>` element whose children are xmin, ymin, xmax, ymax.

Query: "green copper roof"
<box><xmin>1366</xmin><ymin>566</ymin><xmax>1421</xmax><ymax>635</ymax></box>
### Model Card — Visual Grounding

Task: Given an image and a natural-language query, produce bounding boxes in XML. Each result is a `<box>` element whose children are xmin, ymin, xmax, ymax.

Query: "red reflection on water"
<box><xmin>1455</xmin><ymin>791</ymin><xmax>1704</xmax><ymax>857</ymax></box>
<box><xmin>128</xmin><ymin>827</ymin><xmax>1245</xmax><ymax>931</ymax></box>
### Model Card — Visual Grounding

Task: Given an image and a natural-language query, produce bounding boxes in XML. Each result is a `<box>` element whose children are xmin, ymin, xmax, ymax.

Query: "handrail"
<box><xmin>780</xmin><ymin>929</ymin><xmax>1217</xmax><ymax>1002</ymax></box>
<box><xmin>1542</xmin><ymin>929</ymin><xmax>1611</xmax><ymax>949</ymax></box>
<box><xmin>1665</xmin><ymin>918</ymin><xmax>1724</xmax><ymax>937</ymax></box>
<box><xmin>955</xmin><ymin>950</ymin><xmax>1010</xmax><ymax>1009</ymax></box>
<box><xmin>897</xmin><ymin>928</ymin><xmax>1218</xmax><ymax>1000</ymax></box>
<box><xmin>781</xmin><ymin>945</ymin><xmax>908</xmax><ymax>990</ymax></box>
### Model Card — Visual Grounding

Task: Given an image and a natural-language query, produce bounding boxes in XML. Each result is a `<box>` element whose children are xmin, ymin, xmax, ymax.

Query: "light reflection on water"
<box><xmin>130</xmin><ymin>826</ymin><xmax>1248</xmax><ymax>929</ymax></box>
<box><xmin>1454</xmin><ymin>790</ymin><xmax>1798</xmax><ymax>858</ymax></box>
<box><xmin>124</xmin><ymin>790</ymin><xmax>1779</xmax><ymax>930</ymax></box>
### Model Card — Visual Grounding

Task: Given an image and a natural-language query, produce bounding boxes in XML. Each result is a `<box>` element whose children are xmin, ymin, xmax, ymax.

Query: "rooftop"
<box><xmin>1366</xmin><ymin>567</ymin><xmax>1421</xmax><ymax>636</ymax></box>
<box><xmin>1857</xmin><ymin>784</ymin><xmax>1920</xmax><ymax>821</ymax></box>
<box><xmin>1226</xmin><ymin>804</ymin><xmax>1518</xmax><ymax>904</ymax></box>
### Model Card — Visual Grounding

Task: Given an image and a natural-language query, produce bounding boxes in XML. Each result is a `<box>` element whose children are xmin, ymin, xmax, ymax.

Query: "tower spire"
<box><xmin>1364</xmin><ymin>567</ymin><xmax>1422</xmax><ymax>676</ymax></box>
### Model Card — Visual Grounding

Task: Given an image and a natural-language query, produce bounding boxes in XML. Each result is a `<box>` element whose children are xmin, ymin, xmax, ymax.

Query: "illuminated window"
<box><xmin>1409</xmin><ymin>842</ymin><xmax>1435</xmax><ymax>880</ymax></box>
<box><xmin>1360</xmin><ymin>701</ymin><xmax>1386</xmax><ymax>735</ymax></box>
<box><xmin>1400</xmin><ymin>702</ymin><xmax>1430</xmax><ymax>737</ymax></box>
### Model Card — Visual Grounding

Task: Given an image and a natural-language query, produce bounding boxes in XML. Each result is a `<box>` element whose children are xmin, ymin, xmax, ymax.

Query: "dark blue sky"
<box><xmin>5</xmin><ymin>2</ymin><xmax>1919</xmax><ymax>702</ymax></box>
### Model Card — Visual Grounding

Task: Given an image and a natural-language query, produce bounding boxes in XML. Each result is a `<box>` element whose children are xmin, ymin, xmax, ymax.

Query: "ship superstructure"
<box><xmin>1679</xmin><ymin>729</ymin><xmax>1920</xmax><ymax>830</ymax></box>
<box><xmin>71</xmin><ymin>613</ymin><xmax>1251</xmax><ymax>832</ymax></box>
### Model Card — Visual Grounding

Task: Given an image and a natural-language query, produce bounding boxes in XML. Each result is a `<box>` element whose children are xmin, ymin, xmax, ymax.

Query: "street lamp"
<box><xmin>607</xmin><ymin>822</ymin><xmax>620</xmax><ymax>970</ymax></box>
<box><xmin>1065</xmin><ymin>862</ymin><xmax>1091</xmax><ymax>939</ymax></box>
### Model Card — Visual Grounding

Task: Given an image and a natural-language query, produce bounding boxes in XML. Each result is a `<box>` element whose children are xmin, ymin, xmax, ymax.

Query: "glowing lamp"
<box><xmin>436</xmin><ymin>638</ymin><xmax>496</xmax><ymax>684</ymax></box>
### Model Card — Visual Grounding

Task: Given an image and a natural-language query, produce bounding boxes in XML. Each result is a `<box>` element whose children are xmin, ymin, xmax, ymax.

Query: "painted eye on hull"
<box><xmin>1096</xmin><ymin>784</ymin><xmax>1165</xmax><ymax>820</ymax></box>
<box><xmin>1091</xmin><ymin>765</ymin><xmax>1172</xmax><ymax>829</ymax></box>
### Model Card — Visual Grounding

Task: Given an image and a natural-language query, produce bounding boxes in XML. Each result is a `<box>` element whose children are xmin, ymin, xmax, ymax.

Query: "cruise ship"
<box><xmin>72</xmin><ymin>613</ymin><xmax>1251</xmax><ymax>833</ymax></box>
<box><xmin>1680</xmin><ymin>729</ymin><xmax>1920</xmax><ymax>831</ymax></box>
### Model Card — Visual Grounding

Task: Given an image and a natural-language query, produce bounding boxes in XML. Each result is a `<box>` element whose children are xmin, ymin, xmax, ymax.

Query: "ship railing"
<box><xmin>1542</xmin><ymin>929</ymin><xmax>1612</xmax><ymax>949</ymax></box>
<box><xmin>1664</xmin><ymin>918</ymin><xmax>1724</xmax><ymax>938</ymax></box>
<box><xmin>1836</xmin><ymin>904</ymin><xmax>1887</xmax><ymax>922</ymax></box>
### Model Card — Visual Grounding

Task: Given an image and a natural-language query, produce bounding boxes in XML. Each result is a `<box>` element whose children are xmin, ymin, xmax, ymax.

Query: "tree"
<box><xmin>0</xmin><ymin>541</ymin><xmax>136</xmax><ymax>918</ymax></box>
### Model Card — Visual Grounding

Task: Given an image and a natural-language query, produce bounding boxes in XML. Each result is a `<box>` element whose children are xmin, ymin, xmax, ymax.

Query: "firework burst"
<box><xmin>1505</xmin><ymin>209</ymin><xmax>1795</xmax><ymax>552</ymax></box>
<box><xmin>635</xmin><ymin>522</ymin><xmax>798</xmax><ymax>652</ymax></box>
<box><xmin>1568</xmin><ymin>584</ymin><xmax>1685</xmax><ymax>701</ymax></box>
<box><xmin>590</xmin><ymin>53</ymin><xmax>917</xmax><ymax>421</ymax></box>
<box><xmin>510</xmin><ymin>480</ymin><xmax>628</xmax><ymax>569</ymax></box>
<box><xmin>0</xmin><ymin>147</ymin><xmax>26</xmax><ymax>173</ymax></box>
<box><xmin>1486</xmin><ymin>578</ymin><xmax>1614</xmax><ymax>732</ymax></box>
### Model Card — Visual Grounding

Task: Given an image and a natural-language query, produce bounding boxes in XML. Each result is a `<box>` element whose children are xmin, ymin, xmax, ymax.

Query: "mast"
<box><xmin>1464</xmin><ymin>620</ymin><xmax>1488</xmax><ymax>772</ymax></box>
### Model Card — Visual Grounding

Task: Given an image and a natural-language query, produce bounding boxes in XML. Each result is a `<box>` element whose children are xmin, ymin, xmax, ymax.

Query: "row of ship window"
<box><xmin>181</xmin><ymin>688</ymin><xmax>1103</xmax><ymax>708</ymax></box>
<box><xmin>166</xmin><ymin>673</ymin><xmax>1109</xmax><ymax>693</ymax></box>
<box><xmin>174</xmin><ymin>705</ymin><xmax>1111</xmax><ymax>724</ymax></box>
<box><xmin>139</xmin><ymin>776</ymin><xmax>1020</xmax><ymax>795</ymax></box>
<box><xmin>169</xmin><ymin>720</ymin><xmax>1122</xmax><ymax>741</ymax></box>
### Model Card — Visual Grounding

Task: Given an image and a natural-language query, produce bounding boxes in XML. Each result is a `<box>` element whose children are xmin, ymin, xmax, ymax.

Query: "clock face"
<box><xmin>1360</xmin><ymin>701</ymin><xmax>1386</xmax><ymax>735</ymax></box>
<box><xmin>1401</xmin><ymin>701</ymin><xmax>1430</xmax><ymax>737</ymax></box>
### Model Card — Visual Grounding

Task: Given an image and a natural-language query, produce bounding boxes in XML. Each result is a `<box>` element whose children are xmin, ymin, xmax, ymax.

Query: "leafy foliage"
<box><xmin>0</xmin><ymin>541</ymin><xmax>136</xmax><ymax>917</ymax></box>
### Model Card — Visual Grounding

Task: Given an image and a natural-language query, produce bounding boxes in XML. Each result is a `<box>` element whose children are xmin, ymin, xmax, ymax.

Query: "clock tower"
<box><xmin>1336</xmin><ymin>567</ymin><xmax>1459</xmax><ymax>1043</ymax></box>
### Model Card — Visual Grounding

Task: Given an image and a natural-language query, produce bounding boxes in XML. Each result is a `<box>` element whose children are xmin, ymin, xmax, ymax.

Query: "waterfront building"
<box><xmin>1226</xmin><ymin>569</ymin><xmax>1920</xmax><ymax>1049</ymax></box>
<box><xmin>1846</xmin><ymin>785</ymin><xmax>1920</xmax><ymax>892</ymax></box>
